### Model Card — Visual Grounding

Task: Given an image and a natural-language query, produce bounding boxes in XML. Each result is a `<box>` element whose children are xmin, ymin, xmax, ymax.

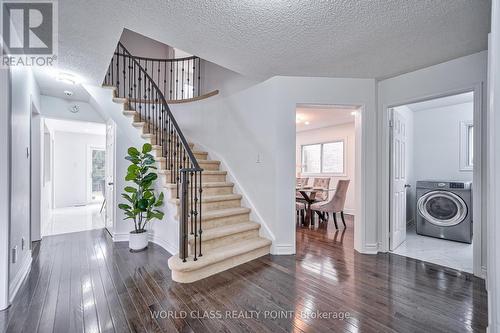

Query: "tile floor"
<box><xmin>42</xmin><ymin>203</ymin><xmax>105</xmax><ymax>237</ymax></box>
<box><xmin>391</xmin><ymin>224</ymin><xmax>473</xmax><ymax>273</ymax></box>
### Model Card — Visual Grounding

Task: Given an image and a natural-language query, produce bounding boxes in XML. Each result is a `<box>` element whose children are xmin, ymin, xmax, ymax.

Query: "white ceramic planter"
<box><xmin>129</xmin><ymin>230</ymin><xmax>148</xmax><ymax>251</ymax></box>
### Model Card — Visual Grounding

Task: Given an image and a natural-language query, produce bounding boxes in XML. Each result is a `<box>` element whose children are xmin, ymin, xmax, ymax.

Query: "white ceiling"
<box><xmin>33</xmin><ymin>67</ymin><xmax>91</xmax><ymax>102</ymax></box>
<box><xmin>52</xmin><ymin>0</ymin><xmax>490</xmax><ymax>87</ymax></box>
<box><xmin>405</xmin><ymin>91</ymin><xmax>474</xmax><ymax>112</ymax></box>
<box><xmin>296</xmin><ymin>105</ymin><xmax>357</xmax><ymax>132</ymax></box>
<box><xmin>44</xmin><ymin>118</ymin><xmax>105</xmax><ymax>136</ymax></box>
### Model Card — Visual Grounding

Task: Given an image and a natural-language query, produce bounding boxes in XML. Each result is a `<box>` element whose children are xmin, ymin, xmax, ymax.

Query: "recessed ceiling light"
<box><xmin>68</xmin><ymin>104</ymin><xmax>80</xmax><ymax>113</ymax></box>
<box><xmin>64</xmin><ymin>90</ymin><xmax>74</xmax><ymax>96</ymax></box>
<box><xmin>351</xmin><ymin>111</ymin><xmax>357</xmax><ymax>116</ymax></box>
<box><xmin>304</xmin><ymin>121</ymin><xmax>310</xmax><ymax>125</ymax></box>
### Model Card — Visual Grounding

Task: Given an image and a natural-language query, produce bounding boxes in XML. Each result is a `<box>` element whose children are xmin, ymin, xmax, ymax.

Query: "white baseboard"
<box><xmin>148</xmin><ymin>234</ymin><xmax>177</xmax><ymax>255</ymax></box>
<box><xmin>343</xmin><ymin>209</ymin><xmax>356</xmax><ymax>216</ymax></box>
<box><xmin>360</xmin><ymin>243</ymin><xmax>379</xmax><ymax>254</ymax></box>
<box><xmin>112</xmin><ymin>232</ymin><xmax>129</xmax><ymax>242</ymax></box>
<box><xmin>271</xmin><ymin>243</ymin><xmax>295</xmax><ymax>255</ymax></box>
<box><xmin>481</xmin><ymin>266</ymin><xmax>487</xmax><ymax>280</ymax></box>
<box><xmin>112</xmin><ymin>231</ymin><xmax>178</xmax><ymax>256</ymax></box>
<box><xmin>9</xmin><ymin>251</ymin><xmax>32</xmax><ymax>303</ymax></box>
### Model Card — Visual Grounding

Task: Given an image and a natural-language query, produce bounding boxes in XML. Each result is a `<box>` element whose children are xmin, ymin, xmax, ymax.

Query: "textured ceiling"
<box><xmin>55</xmin><ymin>0</ymin><xmax>491</xmax><ymax>86</ymax></box>
<box><xmin>296</xmin><ymin>106</ymin><xmax>356</xmax><ymax>132</ymax></box>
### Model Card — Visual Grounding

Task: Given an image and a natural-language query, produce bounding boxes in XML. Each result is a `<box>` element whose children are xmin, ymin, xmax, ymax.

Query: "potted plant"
<box><xmin>118</xmin><ymin>143</ymin><xmax>164</xmax><ymax>251</ymax></box>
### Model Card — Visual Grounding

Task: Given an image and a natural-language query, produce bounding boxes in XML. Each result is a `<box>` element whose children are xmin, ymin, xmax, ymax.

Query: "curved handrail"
<box><xmin>113</xmin><ymin>48</ymin><xmax>201</xmax><ymax>101</ymax></box>
<box><xmin>116</xmin><ymin>42</ymin><xmax>201</xmax><ymax>171</ymax></box>
<box><xmin>115</xmin><ymin>52</ymin><xmax>198</xmax><ymax>63</ymax></box>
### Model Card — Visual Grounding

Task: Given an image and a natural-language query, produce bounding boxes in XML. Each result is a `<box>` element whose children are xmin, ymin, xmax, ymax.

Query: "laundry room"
<box><xmin>388</xmin><ymin>91</ymin><xmax>475</xmax><ymax>273</ymax></box>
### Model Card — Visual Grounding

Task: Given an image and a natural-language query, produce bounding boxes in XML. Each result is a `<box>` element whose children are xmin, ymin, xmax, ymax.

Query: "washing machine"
<box><xmin>416</xmin><ymin>181</ymin><xmax>472</xmax><ymax>243</ymax></box>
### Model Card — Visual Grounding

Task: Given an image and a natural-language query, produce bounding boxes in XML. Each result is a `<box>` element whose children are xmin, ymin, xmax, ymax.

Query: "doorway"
<box><xmin>295</xmin><ymin>104</ymin><xmax>359</xmax><ymax>253</ymax></box>
<box><xmin>40</xmin><ymin>118</ymin><xmax>107</xmax><ymax>236</ymax></box>
<box><xmin>388</xmin><ymin>91</ymin><xmax>478</xmax><ymax>274</ymax></box>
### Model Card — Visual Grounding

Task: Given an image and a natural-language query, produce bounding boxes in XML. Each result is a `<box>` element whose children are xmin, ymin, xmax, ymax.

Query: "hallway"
<box><xmin>0</xmin><ymin>218</ymin><xmax>488</xmax><ymax>333</ymax></box>
<box><xmin>42</xmin><ymin>203</ymin><xmax>105</xmax><ymax>236</ymax></box>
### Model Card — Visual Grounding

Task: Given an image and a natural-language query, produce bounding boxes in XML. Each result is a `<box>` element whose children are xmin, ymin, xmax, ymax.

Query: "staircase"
<box><xmin>104</xmin><ymin>42</ymin><xmax>271</xmax><ymax>283</ymax></box>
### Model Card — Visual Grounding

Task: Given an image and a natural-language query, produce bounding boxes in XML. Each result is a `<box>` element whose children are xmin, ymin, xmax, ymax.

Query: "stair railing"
<box><xmin>112</xmin><ymin>49</ymin><xmax>201</xmax><ymax>101</ymax></box>
<box><xmin>103</xmin><ymin>42</ymin><xmax>203</xmax><ymax>262</ymax></box>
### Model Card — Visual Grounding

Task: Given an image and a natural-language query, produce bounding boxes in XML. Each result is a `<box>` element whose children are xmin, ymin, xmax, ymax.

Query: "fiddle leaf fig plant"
<box><xmin>118</xmin><ymin>143</ymin><xmax>165</xmax><ymax>233</ymax></box>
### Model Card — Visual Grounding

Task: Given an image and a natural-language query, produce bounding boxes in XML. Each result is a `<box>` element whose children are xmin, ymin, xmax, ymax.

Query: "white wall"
<box><xmin>52</xmin><ymin>131</ymin><xmax>105</xmax><ymax>208</ymax></box>
<box><xmin>296</xmin><ymin>122</ymin><xmax>356</xmax><ymax>214</ymax></box>
<box><xmin>378</xmin><ymin>51</ymin><xmax>488</xmax><ymax>274</ymax></box>
<box><xmin>40</xmin><ymin>95</ymin><xmax>104</xmax><ymax>123</ymax></box>
<box><xmin>170</xmin><ymin>74</ymin><xmax>377</xmax><ymax>254</ymax></box>
<box><xmin>413</xmin><ymin>102</ymin><xmax>473</xmax><ymax>182</ymax></box>
<box><xmin>120</xmin><ymin>28</ymin><xmax>173</xmax><ymax>59</ymax></box>
<box><xmin>9</xmin><ymin>66</ymin><xmax>40</xmax><ymax>301</ymax></box>
<box><xmin>0</xmin><ymin>69</ymin><xmax>10</xmax><ymax>310</ymax></box>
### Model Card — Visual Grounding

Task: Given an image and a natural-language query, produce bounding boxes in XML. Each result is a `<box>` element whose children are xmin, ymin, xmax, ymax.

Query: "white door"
<box><xmin>105</xmin><ymin>120</ymin><xmax>116</xmax><ymax>234</ymax></box>
<box><xmin>390</xmin><ymin>109</ymin><xmax>408</xmax><ymax>251</ymax></box>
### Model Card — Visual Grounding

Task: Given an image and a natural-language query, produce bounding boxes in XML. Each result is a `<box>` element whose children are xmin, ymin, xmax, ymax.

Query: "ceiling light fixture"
<box><xmin>350</xmin><ymin>111</ymin><xmax>358</xmax><ymax>116</ymax></box>
<box><xmin>304</xmin><ymin>121</ymin><xmax>310</xmax><ymax>125</ymax></box>
<box><xmin>68</xmin><ymin>104</ymin><xmax>80</xmax><ymax>113</ymax></box>
<box><xmin>64</xmin><ymin>90</ymin><xmax>74</xmax><ymax>96</ymax></box>
<box><xmin>56</xmin><ymin>72</ymin><xmax>80</xmax><ymax>85</ymax></box>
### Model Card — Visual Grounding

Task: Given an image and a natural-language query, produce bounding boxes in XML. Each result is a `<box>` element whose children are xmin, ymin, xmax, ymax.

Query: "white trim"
<box><xmin>459</xmin><ymin>120</ymin><xmax>474</xmax><ymax>171</ymax></box>
<box><xmin>8</xmin><ymin>251</ymin><xmax>32</xmax><ymax>304</ymax></box>
<box><xmin>487</xmin><ymin>9</ymin><xmax>500</xmax><ymax>330</ymax></box>
<box><xmin>380</xmin><ymin>84</ymin><xmax>484</xmax><ymax>278</ymax></box>
<box><xmin>272</xmin><ymin>244</ymin><xmax>295</xmax><ymax>255</ymax></box>
<box><xmin>112</xmin><ymin>232</ymin><xmax>129</xmax><ymax>242</ymax></box>
<box><xmin>111</xmin><ymin>231</ymin><xmax>177</xmax><ymax>255</ymax></box>
<box><xmin>343</xmin><ymin>208</ymin><xmax>356</xmax><ymax>216</ymax></box>
<box><xmin>363</xmin><ymin>243</ymin><xmax>379</xmax><ymax>254</ymax></box>
<box><xmin>148</xmin><ymin>233</ymin><xmax>177</xmax><ymax>255</ymax></box>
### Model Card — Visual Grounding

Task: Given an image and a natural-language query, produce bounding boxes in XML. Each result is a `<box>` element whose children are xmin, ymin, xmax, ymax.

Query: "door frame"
<box><xmin>294</xmin><ymin>102</ymin><xmax>366</xmax><ymax>253</ymax></box>
<box><xmin>104</xmin><ymin>119</ymin><xmax>116</xmax><ymax>236</ymax></box>
<box><xmin>381</xmin><ymin>83</ymin><xmax>483</xmax><ymax>277</ymax></box>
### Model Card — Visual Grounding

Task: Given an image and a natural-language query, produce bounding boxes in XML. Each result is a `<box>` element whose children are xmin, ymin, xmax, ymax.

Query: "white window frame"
<box><xmin>459</xmin><ymin>121</ymin><xmax>473</xmax><ymax>171</ymax></box>
<box><xmin>301</xmin><ymin>139</ymin><xmax>346</xmax><ymax>176</ymax></box>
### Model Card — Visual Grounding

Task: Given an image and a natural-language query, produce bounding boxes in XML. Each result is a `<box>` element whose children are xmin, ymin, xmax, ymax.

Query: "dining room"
<box><xmin>295</xmin><ymin>104</ymin><xmax>357</xmax><ymax>248</ymax></box>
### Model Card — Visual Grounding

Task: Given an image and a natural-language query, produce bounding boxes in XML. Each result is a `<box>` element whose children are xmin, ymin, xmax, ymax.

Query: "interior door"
<box><xmin>390</xmin><ymin>108</ymin><xmax>408</xmax><ymax>250</ymax></box>
<box><xmin>105</xmin><ymin>120</ymin><xmax>116</xmax><ymax>234</ymax></box>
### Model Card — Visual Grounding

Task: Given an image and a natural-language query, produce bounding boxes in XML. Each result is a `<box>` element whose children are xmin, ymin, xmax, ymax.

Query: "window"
<box><xmin>301</xmin><ymin>140</ymin><xmax>345</xmax><ymax>175</ymax></box>
<box><xmin>460</xmin><ymin>121</ymin><xmax>473</xmax><ymax>171</ymax></box>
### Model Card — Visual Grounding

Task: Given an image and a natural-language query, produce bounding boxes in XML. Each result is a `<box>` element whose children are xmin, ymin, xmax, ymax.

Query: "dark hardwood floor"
<box><xmin>0</xmin><ymin>215</ymin><xmax>488</xmax><ymax>332</ymax></box>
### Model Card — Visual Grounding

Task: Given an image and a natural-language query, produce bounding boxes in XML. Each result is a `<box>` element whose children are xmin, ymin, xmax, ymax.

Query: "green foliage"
<box><xmin>118</xmin><ymin>143</ymin><xmax>165</xmax><ymax>232</ymax></box>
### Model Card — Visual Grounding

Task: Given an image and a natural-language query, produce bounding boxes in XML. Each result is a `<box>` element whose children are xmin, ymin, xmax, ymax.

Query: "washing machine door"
<box><xmin>417</xmin><ymin>190</ymin><xmax>468</xmax><ymax>227</ymax></box>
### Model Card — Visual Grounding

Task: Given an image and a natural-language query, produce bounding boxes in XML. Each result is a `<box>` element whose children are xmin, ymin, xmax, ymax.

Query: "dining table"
<box><xmin>296</xmin><ymin>187</ymin><xmax>336</xmax><ymax>227</ymax></box>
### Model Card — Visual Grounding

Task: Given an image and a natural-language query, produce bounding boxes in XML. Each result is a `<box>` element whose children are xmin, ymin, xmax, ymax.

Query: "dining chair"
<box><xmin>310</xmin><ymin>180</ymin><xmax>350</xmax><ymax>229</ymax></box>
<box><xmin>312</xmin><ymin>177</ymin><xmax>331</xmax><ymax>201</ymax></box>
<box><xmin>296</xmin><ymin>177</ymin><xmax>309</xmax><ymax>188</ymax></box>
<box><xmin>296</xmin><ymin>202</ymin><xmax>306</xmax><ymax>225</ymax></box>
